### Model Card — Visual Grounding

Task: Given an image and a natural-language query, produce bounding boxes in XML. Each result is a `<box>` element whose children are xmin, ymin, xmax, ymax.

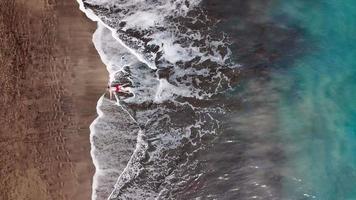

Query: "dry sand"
<box><xmin>0</xmin><ymin>0</ymin><xmax>107</xmax><ymax>199</ymax></box>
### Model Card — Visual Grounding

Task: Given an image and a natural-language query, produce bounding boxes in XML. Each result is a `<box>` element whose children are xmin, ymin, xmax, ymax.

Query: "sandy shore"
<box><xmin>0</xmin><ymin>0</ymin><xmax>106</xmax><ymax>199</ymax></box>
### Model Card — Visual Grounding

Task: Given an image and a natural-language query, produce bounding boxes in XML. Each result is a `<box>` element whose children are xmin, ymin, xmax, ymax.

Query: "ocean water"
<box><xmin>271</xmin><ymin>0</ymin><xmax>356</xmax><ymax>199</ymax></box>
<box><xmin>76</xmin><ymin>0</ymin><xmax>356</xmax><ymax>199</ymax></box>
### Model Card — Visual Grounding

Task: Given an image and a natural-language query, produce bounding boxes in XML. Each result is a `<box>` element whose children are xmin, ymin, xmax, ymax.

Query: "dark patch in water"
<box><xmin>202</xmin><ymin>0</ymin><xmax>306</xmax><ymax>74</ymax></box>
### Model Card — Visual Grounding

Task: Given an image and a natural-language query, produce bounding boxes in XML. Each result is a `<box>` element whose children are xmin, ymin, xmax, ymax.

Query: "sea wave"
<box><xmin>76</xmin><ymin>0</ymin><xmax>286</xmax><ymax>199</ymax></box>
<box><xmin>78</xmin><ymin>0</ymin><xmax>238</xmax><ymax>103</ymax></box>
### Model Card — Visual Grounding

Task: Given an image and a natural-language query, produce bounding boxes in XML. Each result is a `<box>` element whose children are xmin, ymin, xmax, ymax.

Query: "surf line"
<box><xmin>76</xmin><ymin>0</ymin><xmax>157</xmax><ymax>70</ymax></box>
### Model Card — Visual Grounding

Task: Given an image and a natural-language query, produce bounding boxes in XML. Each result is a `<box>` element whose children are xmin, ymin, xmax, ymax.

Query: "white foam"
<box><xmin>107</xmin><ymin>129</ymin><xmax>150</xmax><ymax>199</ymax></box>
<box><xmin>76</xmin><ymin>0</ymin><xmax>157</xmax><ymax>69</ymax></box>
<box><xmin>154</xmin><ymin>78</ymin><xmax>195</xmax><ymax>103</ymax></box>
<box><xmin>93</xmin><ymin>23</ymin><xmax>160</xmax><ymax>104</ymax></box>
<box><xmin>78</xmin><ymin>0</ymin><xmax>238</xmax><ymax>103</ymax></box>
<box><xmin>76</xmin><ymin>0</ymin><xmax>204</xmax><ymax>69</ymax></box>
<box><xmin>147</xmin><ymin>32</ymin><xmax>202</xmax><ymax>64</ymax></box>
<box><xmin>92</xmin><ymin>23</ymin><xmax>216</xmax><ymax>104</ymax></box>
<box><xmin>78</xmin><ymin>0</ymin><xmax>237</xmax><ymax>71</ymax></box>
<box><xmin>89</xmin><ymin>96</ymin><xmax>104</xmax><ymax>200</ymax></box>
<box><xmin>106</xmin><ymin>107</ymin><xmax>221</xmax><ymax>199</ymax></box>
<box><xmin>89</xmin><ymin>96</ymin><xmax>139</xmax><ymax>200</ymax></box>
<box><xmin>122</xmin><ymin>11</ymin><xmax>160</xmax><ymax>29</ymax></box>
<box><xmin>93</xmin><ymin>22</ymin><xmax>139</xmax><ymax>82</ymax></box>
<box><xmin>83</xmin><ymin>0</ymin><xmax>200</xmax><ymax>29</ymax></box>
<box><xmin>75</xmin><ymin>0</ymin><xmax>241</xmax><ymax>199</ymax></box>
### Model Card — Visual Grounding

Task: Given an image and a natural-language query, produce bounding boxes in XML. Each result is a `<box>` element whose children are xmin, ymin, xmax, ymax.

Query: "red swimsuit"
<box><xmin>115</xmin><ymin>85</ymin><xmax>121</xmax><ymax>92</ymax></box>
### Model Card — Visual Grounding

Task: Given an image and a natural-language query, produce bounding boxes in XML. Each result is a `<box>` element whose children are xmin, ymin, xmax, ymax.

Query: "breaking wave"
<box><xmin>76</xmin><ymin>0</ymin><xmax>301</xmax><ymax>199</ymax></box>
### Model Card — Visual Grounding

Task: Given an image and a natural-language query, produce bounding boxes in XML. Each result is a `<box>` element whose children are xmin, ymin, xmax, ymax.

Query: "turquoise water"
<box><xmin>271</xmin><ymin>1</ymin><xmax>356</xmax><ymax>199</ymax></box>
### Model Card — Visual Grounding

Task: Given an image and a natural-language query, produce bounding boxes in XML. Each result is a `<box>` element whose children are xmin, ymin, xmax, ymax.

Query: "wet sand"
<box><xmin>0</xmin><ymin>0</ymin><xmax>106</xmax><ymax>199</ymax></box>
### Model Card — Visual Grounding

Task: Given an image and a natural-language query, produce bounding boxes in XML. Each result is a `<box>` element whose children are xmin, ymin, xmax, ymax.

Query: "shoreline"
<box><xmin>0</xmin><ymin>0</ymin><xmax>106</xmax><ymax>199</ymax></box>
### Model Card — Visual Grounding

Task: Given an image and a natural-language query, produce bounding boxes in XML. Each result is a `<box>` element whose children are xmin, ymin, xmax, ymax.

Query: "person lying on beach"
<box><xmin>107</xmin><ymin>83</ymin><xmax>130</xmax><ymax>100</ymax></box>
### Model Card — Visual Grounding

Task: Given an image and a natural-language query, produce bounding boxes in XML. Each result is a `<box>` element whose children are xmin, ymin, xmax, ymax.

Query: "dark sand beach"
<box><xmin>0</xmin><ymin>0</ymin><xmax>106</xmax><ymax>199</ymax></box>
